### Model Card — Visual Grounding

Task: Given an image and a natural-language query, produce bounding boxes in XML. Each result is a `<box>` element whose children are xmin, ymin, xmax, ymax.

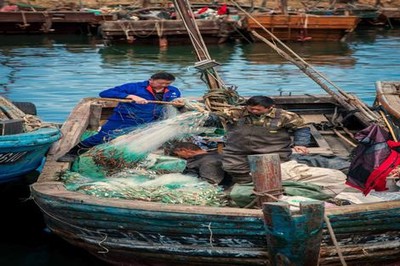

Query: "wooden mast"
<box><xmin>173</xmin><ymin>0</ymin><xmax>222</xmax><ymax>92</ymax></box>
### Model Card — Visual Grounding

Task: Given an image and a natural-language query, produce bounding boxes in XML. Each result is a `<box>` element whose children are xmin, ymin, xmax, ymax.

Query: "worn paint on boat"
<box><xmin>246</xmin><ymin>13</ymin><xmax>360</xmax><ymax>41</ymax></box>
<box><xmin>0</xmin><ymin>127</ymin><xmax>61</xmax><ymax>183</ymax></box>
<box><xmin>30</xmin><ymin>94</ymin><xmax>400</xmax><ymax>265</ymax></box>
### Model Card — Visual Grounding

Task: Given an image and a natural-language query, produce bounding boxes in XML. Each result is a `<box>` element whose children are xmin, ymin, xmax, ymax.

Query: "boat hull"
<box><xmin>247</xmin><ymin>14</ymin><xmax>360</xmax><ymax>41</ymax></box>
<box><xmin>0</xmin><ymin>127</ymin><xmax>60</xmax><ymax>183</ymax></box>
<box><xmin>32</xmin><ymin>181</ymin><xmax>400</xmax><ymax>266</ymax></box>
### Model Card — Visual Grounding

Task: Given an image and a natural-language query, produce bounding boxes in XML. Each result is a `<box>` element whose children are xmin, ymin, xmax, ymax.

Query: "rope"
<box><xmin>324</xmin><ymin>214</ymin><xmax>347</xmax><ymax>266</ymax></box>
<box><xmin>156</xmin><ymin>20</ymin><xmax>164</xmax><ymax>37</ymax></box>
<box><xmin>117</xmin><ymin>21</ymin><xmax>135</xmax><ymax>42</ymax></box>
<box><xmin>18</xmin><ymin>11</ymin><xmax>30</xmax><ymax>28</ymax></box>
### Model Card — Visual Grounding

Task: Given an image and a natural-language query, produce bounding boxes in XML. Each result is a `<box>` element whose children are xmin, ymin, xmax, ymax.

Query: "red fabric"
<box><xmin>145</xmin><ymin>85</ymin><xmax>169</xmax><ymax>96</ymax></box>
<box><xmin>217</xmin><ymin>4</ymin><xmax>228</xmax><ymax>15</ymax></box>
<box><xmin>197</xmin><ymin>7</ymin><xmax>208</xmax><ymax>14</ymax></box>
<box><xmin>349</xmin><ymin>140</ymin><xmax>400</xmax><ymax>195</ymax></box>
<box><xmin>1</xmin><ymin>5</ymin><xmax>19</xmax><ymax>12</ymax></box>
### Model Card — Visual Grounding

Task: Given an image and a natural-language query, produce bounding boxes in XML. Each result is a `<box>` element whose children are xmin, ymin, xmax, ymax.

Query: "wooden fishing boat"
<box><xmin>0</xmin><ymin>97</ymin><xmax>61</xmax><ymax>183</ymax></box>
<box><xmin>246</xmin><ymin>12</ymin><xmax>360</xmax><ymax>41</ymax></box>
<box><xmin>100</xmin><ymin>18</ymin><xmax>237</xmax><ymax>44</ymax></box>
<box><xmin>379</xmin><ymin>7</ymin><xmax>400</xmax><ymax>24</ymax></box>
<box><xmin>376</xmin><ymin>81</ymin><xmax>400</xmax><ymax>129</ymax></box>
<box><xmin>30</xmin><ymin>92</ymin><xmax>400</xmax><ymax>265</ymax></box>
<box><xmin>0</xmin><ymin>11</ymin><xmax>114</xmax><ymax>34</ymax></box>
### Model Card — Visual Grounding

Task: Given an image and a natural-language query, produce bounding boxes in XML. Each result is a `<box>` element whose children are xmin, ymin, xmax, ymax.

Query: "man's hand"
<box><xmin>126</xmin><ymin>95</ymin><xmax>148</xmax><ymax>104</ymax></box>
<box><xmin>171</xmin><ymin>98</ymin><xmax>185</xmax><ymax>107</ymax></box>
<box><xmin>293</xmin><ymin>145</ymin><xmax>309</xmax><ymax>154</ymax></box>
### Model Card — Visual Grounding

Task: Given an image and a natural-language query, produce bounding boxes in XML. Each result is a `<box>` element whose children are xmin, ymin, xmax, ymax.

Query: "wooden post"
<box><xmin>248</xmin><ymin>153</ymin><xmax>283</xmax><ymax>205</ymax></box>
<box><xmin>262</xmin><ymin>201</ymin><xmax>324</xmax><ymax>266</ymax></box>
<box><xmin>89</xmin><ymin>103</ymin><xmax>102</xmax><ymax>130</ymax></box>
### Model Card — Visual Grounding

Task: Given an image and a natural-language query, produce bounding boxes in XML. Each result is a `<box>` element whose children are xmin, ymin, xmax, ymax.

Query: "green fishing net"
<box><xmin>61</xmin><ymin>110</ymin><xmax>227</xmax><ymax>206</ymax></box>
<box><xmin>61</xmin><ymin>171</ymin><xmax>227</xmax><ymax>206</ymax></box>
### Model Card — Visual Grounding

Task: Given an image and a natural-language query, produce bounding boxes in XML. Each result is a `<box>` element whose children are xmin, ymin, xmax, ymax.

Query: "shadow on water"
<box><xmin>0</xmin><ymin>175</ymin><xmax>108</xmax><ymax>266</ymax></box>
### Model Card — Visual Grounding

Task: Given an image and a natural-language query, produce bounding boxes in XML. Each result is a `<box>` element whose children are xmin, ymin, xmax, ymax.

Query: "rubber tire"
<box><xmin>12</xmin><ymin>102</ymin><xmax>37</xmax><ymax>115</ymax></box>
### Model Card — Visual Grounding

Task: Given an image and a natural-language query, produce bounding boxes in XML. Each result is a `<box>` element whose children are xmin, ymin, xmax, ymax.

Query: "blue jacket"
<box><xmin>99</xmin><ymin>80</ymin><xmax>181</xmax><ymax>125</ymax></box>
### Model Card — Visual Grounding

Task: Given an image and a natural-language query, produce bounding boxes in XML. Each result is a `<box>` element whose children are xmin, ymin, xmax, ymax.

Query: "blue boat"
<box><xmin>0</xmin><ymin>97</ymin><xmax>61</xmax><ymax>183</ymax></box>
<box><xmin>0</xmin><ymin>127</ymin><xmax>61</xmax><ymax>183</ymax></box>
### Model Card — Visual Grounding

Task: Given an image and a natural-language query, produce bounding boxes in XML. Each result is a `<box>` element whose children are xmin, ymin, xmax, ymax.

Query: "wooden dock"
<box><xmin>100</xmin><ymin>19</ymin><xmax>238</xmax><ymax>44</ymax></box>
<box><xmin>0</xmin><ymin>11</ymin><xmax>114</xmax><ymax>34</ymax></box>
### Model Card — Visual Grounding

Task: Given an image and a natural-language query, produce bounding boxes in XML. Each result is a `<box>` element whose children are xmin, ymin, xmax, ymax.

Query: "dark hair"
<box><xmin>150</xmin><ymin>72</ymin><xmax>175</xmax><ymax>81</ymax></box>
<box><xmin>166</xmin><ymin>142</ymin><xmax>201</xmax><ymax>156</ymax></box>
<box><xmin>246</xmin><ymin>96</ymin><xmax>274</xmax><ymax>108</ymax></box>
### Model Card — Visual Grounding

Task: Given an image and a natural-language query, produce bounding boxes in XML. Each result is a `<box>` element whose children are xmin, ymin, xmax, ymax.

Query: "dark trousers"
<box><xmin>80</xmin><ymin>120</ymin><xmax>137</xmax><ymax>148</ymax></box>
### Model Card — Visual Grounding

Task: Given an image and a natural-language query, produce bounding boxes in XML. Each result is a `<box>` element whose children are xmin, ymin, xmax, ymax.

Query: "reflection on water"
<box><xmin>241</xmin><ymin>41</ymin><xmax>356</xmax><ymax>67</ymax></box>
<box><xmin>0</xmin><ymin>28</ymin><xmax>399</xmax><ymax>122</ymax></box>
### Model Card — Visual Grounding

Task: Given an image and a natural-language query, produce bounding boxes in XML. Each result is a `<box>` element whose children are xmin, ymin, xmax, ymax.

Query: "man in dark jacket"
<box><xmin>218</xmin><ymin>95</ymin><xmax>311</xmax><ymax>184</ymax></box>
<box><xmin>58</xmin><ymin>72</ymin><xmax>184</xmax><ymax>162</ymax></box>
<box><xmin>168</xmin><ymin>142</ymin><xmax>231</xmax><ymax>186</ymax></box>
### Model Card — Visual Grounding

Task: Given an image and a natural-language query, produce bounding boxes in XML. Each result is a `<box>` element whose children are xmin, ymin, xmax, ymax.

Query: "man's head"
<box><xmin>167</xmin><ymin>142</ymin><xmax>205</xmax><ymax>159</ymax></box>
<box><xmin>245</xmin><ymin>96</ymin><xmax>274</xmax><ymax>115</ymax></box>
<box><xmin>149</xmin><ymin>72</ymin><xmax>175</xmax><ymax>91</ymax></box>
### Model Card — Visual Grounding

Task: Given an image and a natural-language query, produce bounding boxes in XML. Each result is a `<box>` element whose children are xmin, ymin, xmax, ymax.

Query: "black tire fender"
<box><xmin>12</xmin><ymin>102</ymin><xmax>37</xmax><ymax>115</ymax></box>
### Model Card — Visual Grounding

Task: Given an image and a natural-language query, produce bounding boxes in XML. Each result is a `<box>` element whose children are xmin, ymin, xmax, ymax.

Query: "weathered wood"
<box><xmin>309</xmin><ymin>124</ymin><xmax>333</xmax><ymax>153</ymax></box>
<box><xmin>48</xmin><ymin>98</ymin><xmax>93</xmax><ymax>159</ymax></box>
<box><xmin>248</xmin><ymin>153</ymin><xmax>283</xmax><ymax>205</ymax></box>
<box><xmin>376</xmin><ymin>81</ymin><xmax>400</xmax><ymax>120</ymax></box>
<box><xmin>262</xmin><ymin>201</ymin><xmax>324</xmax><ymax>266</ymax></box>
<box><xmin>88</xmin><ymin>103</ymin><xmax>102</xmax><ymax>130</ymax></box>
<box><xmin>0</xmin><ymin>96</ymin><xmax>27</xmax><ymax>119</ymax></box>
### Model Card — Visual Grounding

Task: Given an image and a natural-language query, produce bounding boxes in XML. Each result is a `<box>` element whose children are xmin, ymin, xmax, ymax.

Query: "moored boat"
<box><xmin>31</xmin><ymin>92</ymin><xmax>400</xmax><ymax>265</ymax></box>
<box><xmin>246</xmin><ymin>12</ymin><xmax>360</xmax><ymax>41</ymax></box>
<box><xmin>0</xmin><ymin>97</ymin><xmax>61</xmax><ymax>183</ymax></box>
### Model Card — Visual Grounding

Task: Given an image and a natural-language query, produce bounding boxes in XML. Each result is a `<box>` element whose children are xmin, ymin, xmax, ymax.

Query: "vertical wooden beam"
<box><xmin>248</xmin><ymin>153</ymin><xmax>283</xmax><ymax>205</ymax></box>
<box><xmin>262</xmin><ymin>201</ymin><xmax>324</xmax><ymax>266</ymax></box>
<box><xmin>89</xmin><ymin>103</ymin><xmax>102</xmax><ymax>130</ymax></box>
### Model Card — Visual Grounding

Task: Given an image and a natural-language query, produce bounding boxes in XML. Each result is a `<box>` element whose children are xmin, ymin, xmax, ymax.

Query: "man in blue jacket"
<box><xmin>58</xmin><ymin>72</ymin><xmax>184</xmax><ymax>162</ymax></box>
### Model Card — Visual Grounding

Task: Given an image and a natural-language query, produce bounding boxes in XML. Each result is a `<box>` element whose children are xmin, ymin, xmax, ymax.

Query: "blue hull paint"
<box><xmin>0</xmin><ymin>127</ymin><xmax>61</xmax><ymax>183</ymax></box>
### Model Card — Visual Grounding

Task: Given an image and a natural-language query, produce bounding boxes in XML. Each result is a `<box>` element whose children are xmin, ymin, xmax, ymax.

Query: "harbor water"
<box><xmin>0</xmin><ymin>27</ymin><xmax>399</xmax><ymax>265</ymax></box>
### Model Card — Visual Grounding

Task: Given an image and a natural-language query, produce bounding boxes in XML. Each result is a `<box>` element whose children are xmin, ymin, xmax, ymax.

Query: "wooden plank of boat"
<box><xmin>376</xmin><ymin>81</ymin><xmax>400</xmax><ymax>120</ymax></box>
<box><xmin>100</xmin><ymin>19</ymin><xmax>232</xmax><ymax>42</ymax></box>
<box><xmin>380</xmin><ymin>7</ymin><xmax>400</xmax><ymax>20</ymax></box>
<box><xmin>0</xmin><ymin>11</ymin><xmax>113</xmax><ymax>23</ymax></box>
<box><xmin>246</xmin><ymin>13</ymin><xmax>360</xmax><ymax>41</ymax></box>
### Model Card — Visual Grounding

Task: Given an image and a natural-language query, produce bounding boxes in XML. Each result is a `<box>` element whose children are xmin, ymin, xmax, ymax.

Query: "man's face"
<box><xmin>149</xmin><ymin>79</ymin><xmax>173</xmax><ymax>91</ymax></box>
<box><xmin>174</xmin><ymin>148</ymin><xmax>193</xmax><ymax>159</ymax></box>
<box><xmin>246</xmin><ymin>105</ymin><xmax>272</xmax><ymax>115</ymax></box>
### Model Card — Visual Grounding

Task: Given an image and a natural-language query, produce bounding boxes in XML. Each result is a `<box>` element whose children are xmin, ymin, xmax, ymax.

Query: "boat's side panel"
<box><xmin>376</xmin><ymin>81</ymin><xmax>400</xmax><ymax>120</ymax></box>
<box><xmin>34</xmin><ymin>191</ymin><xmax>269</xmax><ymax>266</ymax></box>
<box><xmin>247</xmin><ymin>15</ymin><xmax>359</xmax><ymax>41</ymax></box>
<box><xmin>0</xmin><ymin>128</ymin><xmax>60</xmax><ymax>183</ymax></box>
<box><xmin>321</xmin><ymin>204</ymin><xmax>400</xmax><ymax>265</ymax></box>
<box><xmin>32</xmin><ymin>182</ymin><xmax>400</xmax><ymax>265</ymax></box>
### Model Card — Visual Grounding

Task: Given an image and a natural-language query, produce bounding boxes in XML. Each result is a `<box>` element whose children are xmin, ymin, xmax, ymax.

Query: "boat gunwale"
<box><xmin>376</xmin><ymin>80</ymin><xmax>400</xmax><ymax>120</ymax></box>
<box><xmin>31</xmin><ymin>179</ymin><xmax>400</xmax><ymax>218</ymax></box>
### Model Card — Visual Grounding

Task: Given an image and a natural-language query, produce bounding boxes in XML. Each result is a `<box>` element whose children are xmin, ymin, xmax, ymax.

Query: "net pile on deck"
<box><xmin>60</xmin><ymin>110</ymin><xmax>227</xmax><ymax>207</ymax></box>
